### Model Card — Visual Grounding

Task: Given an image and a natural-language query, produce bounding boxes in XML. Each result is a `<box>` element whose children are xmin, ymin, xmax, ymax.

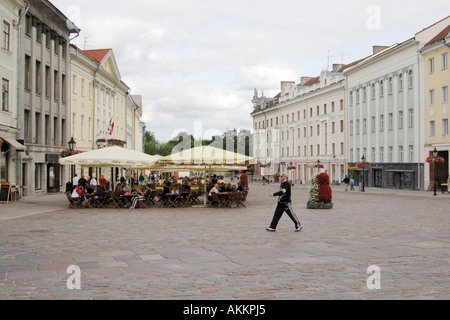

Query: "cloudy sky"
<box><xmin>52</xmin><ymin>0</ymin><xmax>450</xmax><ymax>142</ymax></box>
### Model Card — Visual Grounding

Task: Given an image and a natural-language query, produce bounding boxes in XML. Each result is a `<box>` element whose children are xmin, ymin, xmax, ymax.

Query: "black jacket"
<box><xmin>273</xmin><ymin>181</ymin><xmax>291</xmax><ymax>204</ymax></box>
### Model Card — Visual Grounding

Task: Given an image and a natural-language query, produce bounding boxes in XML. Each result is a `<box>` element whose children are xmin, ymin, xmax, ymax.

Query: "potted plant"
<box><xmin>307</xmin><ymin>172</ymin><xmax>333</xmax><ymax>209</ymax></box>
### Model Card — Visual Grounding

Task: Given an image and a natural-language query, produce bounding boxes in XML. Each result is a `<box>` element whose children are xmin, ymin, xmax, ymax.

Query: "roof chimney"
<box><xmin>373</xmin><ymin>45</ymin><xmax>390</xmax><ymax>55</ymax></box>
<box><xmin>300</xmin><ymin>77</ymin><xmax>314</xmax><ymax>86</ymax></box>
<box><xmin>332</xmin><ymin>64</ymin><xmax>346</xmax><ymax>72</ymax></box>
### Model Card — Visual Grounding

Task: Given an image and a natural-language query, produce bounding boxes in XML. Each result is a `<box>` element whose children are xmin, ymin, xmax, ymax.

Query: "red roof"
<box><xmin>303</xmin><ymin>77</ymin><xmax>320</xmax><ymax>86</ymax></box>
<box><xmin>425</xmin><ymin>23</ymin><xmax>450</xmax><ymax>47</ymax></box>
<box><xmin>82</xmin><ymin>49</ymin><xmax>112</xmax><ymax>63</ymax></box>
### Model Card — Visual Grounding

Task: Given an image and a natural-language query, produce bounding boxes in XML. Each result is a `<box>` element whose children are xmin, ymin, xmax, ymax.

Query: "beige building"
<box><xmin>17</xmin><ymin>0</ymin><xmax>79</xmax><ymax>196</ymax></box>
<box><xmin>421</xmin><ymin>22</ymin><xmax>450</xmax><ymax>189</ymax></box>
<box><xmin>1</xmin><ymin>0</ymin><xmax>26</xmax><ymax>188</ymax></box>
<box><xmin>69</xmin><ymin>46</ymin><xmax>133</xmax><ymax>180</ymax></box>
<box><xmin>251</xmin><ymin>64</ymin><xmax>351</xmax><ymax>184</ymax></box>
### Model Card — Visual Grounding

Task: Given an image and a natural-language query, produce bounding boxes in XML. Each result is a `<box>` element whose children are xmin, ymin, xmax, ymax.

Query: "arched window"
<box><xmin>399</xmin><ymin>73</ymin><xmax>403</xmax><ymax>92</ymax></box>
<box><xmin>408</xmin><ymin>70</ymin><xmax>413</xmax><ymax>89</ymax></box>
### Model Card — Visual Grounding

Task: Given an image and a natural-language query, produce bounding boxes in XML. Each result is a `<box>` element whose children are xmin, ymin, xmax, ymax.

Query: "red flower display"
<box><xmin>317</xmin><ymin>173</ymin><xmax>332</xmax><ymax>203</ymax></box>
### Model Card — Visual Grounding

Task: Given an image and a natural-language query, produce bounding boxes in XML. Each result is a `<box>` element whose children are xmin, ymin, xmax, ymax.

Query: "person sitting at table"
<box><xmin>158</xmin><ymin>182</ymin><xmax>171</xmax><ymax>205</ymax></box>
<box><xmin>94</xmin><ymin>185</ymin><xmax>106</xmax><ymax>200</ymax></box>
<box><xmin>208</xmin><ymin>183</ymin><xmax>220</xmax><ymax>204</ymax></box>
<box><xmin>219</xmin><ymin>182</ymin><xmax>227</xmax><ymax>193</ymax></box>
<box><xmin>112</xmin><ymin>185</ymin><xmax>126</xmax><ymax>206</ymax></box>
<box><xmin>237</xmin><ymin>182</ymin><xmax>244</xmax><ymax>193</ymax></box>
<box><xmin>182</xmin><ymin>180</ymin><xmax>191</xmax><ymax>193</ymax></box>
<box><xmin>226</xmin><ymin>183</ymin><xmax>233</xmax><ymax>192</ymax></box>
<box><xmin>71</xmin><ymin>184</ymin><xmax>85</xmax><ymax>198</ymax></box>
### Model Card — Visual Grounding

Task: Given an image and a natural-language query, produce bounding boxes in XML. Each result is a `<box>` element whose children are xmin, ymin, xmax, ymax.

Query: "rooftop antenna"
<box><xmin>83</xmin><ymin>36</ymin><xmax>91</xmax><ymax>50</ymax></box>
<box><xmin>327</xmin><ymin>50</ymin><xmax>334</xmax><ymax>71</ymax></box>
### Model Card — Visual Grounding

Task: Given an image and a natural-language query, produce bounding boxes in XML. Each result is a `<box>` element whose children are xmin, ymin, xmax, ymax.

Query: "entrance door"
<box><xmin>47</xmin><ymin>163</ymin><xmax>60</xmax><ymax>193</ymax></box>
<box><xmin>393</xmin><ymin>172</ymin><xmax>404</xmax><ymax>190</ymax></box>
<box><xmin>374</xmin><ymin>169</ymin><xmax>382</xmax><ymax>188</ymax></box>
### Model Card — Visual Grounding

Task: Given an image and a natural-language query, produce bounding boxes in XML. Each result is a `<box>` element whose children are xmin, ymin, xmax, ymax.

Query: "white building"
<box><xmin>344</xmin><ymin>16</ymin><xmax>450</xmax><ymax>190</ymax></box>
<box><xmin>251</xmin><ymin>64</ymin><xmax>350</xmax><ymax>184</ymax></box>
<box><xmin>1</xmin><ymin>0</ymin><xmax>26</xmax><ymax>189</ymax></box>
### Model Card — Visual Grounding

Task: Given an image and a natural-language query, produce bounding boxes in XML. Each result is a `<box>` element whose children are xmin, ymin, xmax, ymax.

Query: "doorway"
<box><xmin>47</xmin><ymin>163</ymin><xmax>60</xmax><ymax>193</ymax></box>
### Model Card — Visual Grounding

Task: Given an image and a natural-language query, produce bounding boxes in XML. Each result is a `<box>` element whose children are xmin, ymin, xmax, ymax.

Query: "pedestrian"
<box><xmin>342</xmin><ymin>175</ymin><xmax>350</xmax><ymax>191</ymax></box>
<box><xmin>266</xmin><ymin>173</ymin><xmax>302</xmax><ymax>232</ymax></box>
<box><xmin>350</xmin><ymin>178</ymin><xmax>355</xmax><ymax>191</ymax></box>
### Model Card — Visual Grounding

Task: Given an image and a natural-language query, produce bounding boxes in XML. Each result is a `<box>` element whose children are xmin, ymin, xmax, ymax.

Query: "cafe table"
<box><xmin>160</xmin><ymin>192</ymin><xmax>181</xmax><ymax>208</ymax></box>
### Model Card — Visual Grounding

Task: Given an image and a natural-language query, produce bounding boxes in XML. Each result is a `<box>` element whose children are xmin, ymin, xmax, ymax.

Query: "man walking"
<box><xmin>266</xmin><ymin>173</ymin><xmax>302</xmax><ymax>232</ymax></box>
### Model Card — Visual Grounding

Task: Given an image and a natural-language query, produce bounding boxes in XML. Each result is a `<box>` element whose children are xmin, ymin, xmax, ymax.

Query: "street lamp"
<box><xmin>361</xmin><ymin>155</ymin><xmax>366</xmax><ymax>192</ymax></box>
<box><xmin>317</xmin><ymin>159</ymin><xmax>321</xmax><ymax>173</ymax></box>
<box><xmin>433</xmin><ymin>147</ymin><xmax>438</xmax><ymax>196</ymax></box>
<box><xmin>68</xmin><ymin>137</ymin><xmax>76</xmax><ymax>182</ymax></box>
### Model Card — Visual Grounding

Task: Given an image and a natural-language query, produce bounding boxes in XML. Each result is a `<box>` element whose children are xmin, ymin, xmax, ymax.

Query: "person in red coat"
<box><xmin>240</xmin><ymin>171</ymin><xmax>248</xmax><ymax>189</ymax></box>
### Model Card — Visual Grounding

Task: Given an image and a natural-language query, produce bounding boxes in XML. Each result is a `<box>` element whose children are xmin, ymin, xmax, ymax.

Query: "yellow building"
<box><xmin>69</xmin><ymin>45</ymin><xmax>130</xmax><ymax>180</ymax></box>
<box><xmin>422</xmin><ymin>23</ymin><xmax>450</xmax><ymax>189</ymax></box>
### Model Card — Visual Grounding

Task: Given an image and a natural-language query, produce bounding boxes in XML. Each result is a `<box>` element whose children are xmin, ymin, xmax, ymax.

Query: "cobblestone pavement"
<box><xmin>0</xmin><ymin>183</ymin><xmax>449</xmax><ymax>300</ymax></box>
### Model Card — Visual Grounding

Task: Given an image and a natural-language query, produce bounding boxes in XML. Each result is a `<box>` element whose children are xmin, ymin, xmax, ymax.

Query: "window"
<box><xmin>363</xmin><ymin>118</ymin><xmax>367</xmax><ymax>134</ymax></box>
<box><xmin>356</xmin><ymin>89</ymin><xmax>360</xmax><ymax>104</ymax></box>
<box><xmin>340</xmin><ymin>99</ymin><xmax>344</xmax><ymax>111</ymax></box>
<box><xmin>399</xmin><ymin>146</ymin><xmax>404</xmax><ymax>162</ymax></box>
<box><xmin>332</xmin><ymin>122</ymin><xmax>335</xmax><ymax>134</ymax></box>
<box><xmin>389</xmin><ymin>113</ymin><xmax>393</xmax><ymax>130</ymax></box>
<box><xmin>408</xmin><ymin>109</ymin><xmax>414</xmax><ymax>127</ymax></box>
<box><xmin>371</xmin><ymin>116</ymin><xmax>376</xmax><ymax>133</ymax></box>
<box><xmin>442</xmin><ymin>53</ymin><xmax>448</xmax><ymax>70</ymax></box>
<box><xmin>72</xmin><ymin>75</ymin><xmax>77</xmax><ymax>94</ymax></box>
<box><xmin>350</xmin><ymin>92</ymin><xmax>353</xmax><ymax>106</ymax></box>
<box><xmin>371</xmin><ymin>83</ymin><xmax>375</xmax><ymax>99</ymax></box>
<box><xmin>399</xmin><ymin>111</ymin><xmax>404</xmax><ymax>129</ymax></box>
<box><xmin>408</xmin><ymin>70</ymin><xmax>414</xmax><ymax>89</ymax></box>
<box><xmin>429</xmin><ymin>58</ymin><xmax>435</xmax><ymax>74</ymax></box>
<box><xmin>363</xmin><ymin>87</ymin><xmax>367</xmax><ymax>102</ymax></box>
<box><xmin>340</xmin><ymin>142</ymin><xmax>344</xmax><ymax>155</ymax></box>
<box><xmin>380</xmin><ymin>115</ymin><xmax>384</xmax><ymax>132</ymax></box>
<box><xmin>409</xmin><ymin>145</ymin><xmax>414</xmax><ymax>162</ymax></box>
<box><xmin>372</xmin><ymin>148</ymin><xmax>376</xmax><ymax>162</ymax></box>
<box><xmin>35</xmin><ymin>163</ymin><xmax>44</xmax><ymax>190</ymax></box>
<box><xmin>442</xmin><ymin>86</ymin><xmax>448</xmax><ymax>104</ymax></box>
<box><xmin>317</xmin><ymin>124</ymin><xmax>320</xmax><ymax>136</ymax></box>
<box><xmin>2</xmin><ymin>78</ymin><xmax>9</xmax><ymax>111</ymax></box>
<box><xmin>350</xmin><ymin>121</ymin><xmax>353</xmax><ymax>136</ymax></box>
<box><xmin>389</xmin><ymin>146</ymin><xmax>393</xmax><ymax>162</ymax></box>
<box><xmin>443</xmin><ymin>119</ymin><xmax>449</xmax><ymax>136</ymax></box>
<box><xmin>429</xmin><ymin>89</ymin><xmax>435</xmax><ymax>106</ymax></box>
<box><xmin>35</xmin><ymin>60</ymin><xmax>42</xmax><ymax>94</ymax></box>
<box><xmin>388</xmin><ymin>77</ymin><xmax>393</xmax><ymax>94</ymax></box>
<box><xmin>2</xmin><ymin>21</ymin><xmax>10</xmax><ymax>51</ymax></box>
<box><xmin>45</xmin><ymin>66</ymin><xmax>52</xmax><ymax>98</ymax></box>
<box><xmin>380</xmin><ymin>147</ymin><xmax>384</xmax><ymax>162</ymax></box>
<box><xmin>340</xmin><ymin>120</ymin><xmax>344</xmax><ymax>133</ymax></box>
<box><xmin>429</xmin><ymin>120</ymin><xmax>435</xmax><ymax>137</ymax></box>
<box><xmin>398</xmin><ymin>74</ymin><xmax>403</xmax><ymax>92</ymax></box>
<box><xmin>356</xmin><ymin>119</ymin><xmax>360</xmax><ymax>135</ymax></box>
<box><xmin>380</xmin><ymin>81</ymin><xmax>384</xmax><ymax>97</ymax></box>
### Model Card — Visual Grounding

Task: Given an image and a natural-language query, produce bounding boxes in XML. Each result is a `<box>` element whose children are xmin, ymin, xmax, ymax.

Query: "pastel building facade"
<box><xmin>421</xmin><ymin>22</ymin><xmax>450</xmax><ymax>188</ymax></box>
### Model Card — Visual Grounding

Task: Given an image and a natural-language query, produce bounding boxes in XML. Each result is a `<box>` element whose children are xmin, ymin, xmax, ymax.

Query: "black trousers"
<box><xmin>269</xmin><ymin>202</ymin><xmax>301</xmax><ymax>229</ymax></box>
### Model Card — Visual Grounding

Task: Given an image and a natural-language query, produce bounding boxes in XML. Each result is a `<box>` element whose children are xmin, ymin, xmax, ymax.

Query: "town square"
<box><xmin>1</xmin><ymin>0</ymin><xmax>450</xmax><ymax>304</ymax></box>
<box><xmin>0</xmin><ymin>182</ymin><xmax>449</xmax><ymax>301</ymax></box>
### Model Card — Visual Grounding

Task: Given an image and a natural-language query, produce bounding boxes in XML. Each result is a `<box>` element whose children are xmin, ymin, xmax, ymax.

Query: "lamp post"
<box><xmin>432</xmin><ymin>147</ymin><xmax>438</xmax><ymax>196</ymax></box>
<box><xmin>317</xmin><ymin>159</ymin><xmax>321</xmax><ymax>173</ymax></box>
<box><xmin>68</xmin><ymin>137</ymin><xmax>76</xmax><ymax>182</ymax></box>
<box><xmin>361</xmin><ymin>155</ymin><xmax>366</xmax><ymax>192</ymax></box>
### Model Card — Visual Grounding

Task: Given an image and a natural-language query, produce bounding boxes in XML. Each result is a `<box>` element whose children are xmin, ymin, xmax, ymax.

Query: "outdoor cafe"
<box><xmin>59</xmin><ymin>146</ymin><xmax>253</xmax><ymax>210</ymax></box>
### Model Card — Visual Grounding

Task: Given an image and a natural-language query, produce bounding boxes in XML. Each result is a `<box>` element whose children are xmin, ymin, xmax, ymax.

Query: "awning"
<box><xmin>3</xmin><ymin>138</ymin><xmax>25</xmax><ymax>151</ymax></box>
